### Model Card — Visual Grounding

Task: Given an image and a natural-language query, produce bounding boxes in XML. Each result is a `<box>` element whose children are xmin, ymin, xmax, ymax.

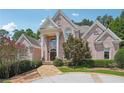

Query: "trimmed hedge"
<box><xmin>31</xmin><ymin>60</ymin><xmax>42</xmax><ymax>69</ymax></box>
<box><xmin>93</xmin><ymin>60</ymin><xmax>114</xmax><ymax>67</ymax></box>
<box><xmin>0</xmin><ymin>60</ymin><xmax>42</xmax><ymax>79</ymax></box>
<box><xmin>114</xmin><ymin>48</ymin><xmax>124</xmax><ymax>68</ymax></box>
<box><xmin>63</xmin><ymin>59</ymin><xmax>114</xmax><ymax>68</ymax></box>
<box><xmin>53</xmin><ymin>58</ymin><xmax>63</xmax><ymax>67</ymax></box>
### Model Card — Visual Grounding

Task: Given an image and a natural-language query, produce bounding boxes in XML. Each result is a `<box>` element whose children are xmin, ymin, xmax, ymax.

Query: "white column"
<box><xmin>56</xmin><ymin>32</ymin><xmax>60</xmax><ymax>58</ymax></box>
<box><xmin>41</xmin><ymin>35</ymin><xmax>44</xmax><ymax>59</ymax></box>
<box><xmin>45</xmin><ymin>37</ymin><xmax>47</xmax><ymax>61</ymax></box>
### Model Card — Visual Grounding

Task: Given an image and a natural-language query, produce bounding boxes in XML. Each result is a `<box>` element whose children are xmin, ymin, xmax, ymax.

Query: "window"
<box><xmin>94</xmin><ymin>31</ymin><xmax>99</xmax><ymax>35</ymax></box>
<box><xmin>94</xmin><ymin>28</ymin><xmax>100</xmax><ymax>35</ymax></box>
<box><xmin>49</xmin><ymin>38</ymin><xmax>56</xmax><ymax>49</ymax></box>
<box><xmin>104</xmin><ymin>48</ymin><xmax>110</xmax><ymax>59</ymax></box>
<box><xmin>29</xmin><ymin>46</ymin><xmax>33</xmax><ymax>53</ymax></box>
<box><xmin>64</xmin><ymin>28</ymin><xmax>72</xmax><ymax>40</ymax></box>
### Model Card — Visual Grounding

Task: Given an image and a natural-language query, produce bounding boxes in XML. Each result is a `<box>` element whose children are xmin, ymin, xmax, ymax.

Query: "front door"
<box><xmin>50</xmin><ymin>49</ymin><xmax>56</xmax><ymax>61</ymax></box>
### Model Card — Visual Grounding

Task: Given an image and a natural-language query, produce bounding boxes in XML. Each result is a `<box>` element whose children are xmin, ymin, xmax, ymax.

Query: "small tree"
<box><xmin>63</xmin><ymin>35</ymin><xmax>91</xmax><ymax>66</ymax></box>
<box><xmin>0</xmin><ymin>36</ymin><xmax>27</xmax><ymax>78</ymax></box>
<box><xmin>114</xmin><ymin>48</ymin><xmax>124</xmax><ymax>68</ymax></box>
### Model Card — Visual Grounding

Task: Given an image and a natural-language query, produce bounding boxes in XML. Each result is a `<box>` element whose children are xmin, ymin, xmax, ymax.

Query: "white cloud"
<box><xmin>72</xmin><ymin>13</ymin><xmax>79</xmax><ymax>17</ymax></box>
<box><xmin>0</xmin><ymin>22</ymin><xmax>17</xmax><ymax>37</ymax></box>
<box><xmin>1</xmin><ymin>22</ymin><xmax>17</xmax><ymax>31</ymax></box>
<box><xmin>39</xmin><ymin>18</ymin><xmax>46</xmax><ymax>25</ymax></box>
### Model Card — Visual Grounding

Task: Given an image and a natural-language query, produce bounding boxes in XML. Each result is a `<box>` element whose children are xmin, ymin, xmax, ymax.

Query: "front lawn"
<box><xmin>58</xmin><ymin>66</ymin><xmax>124</xmax><ymax>77</ymax></box>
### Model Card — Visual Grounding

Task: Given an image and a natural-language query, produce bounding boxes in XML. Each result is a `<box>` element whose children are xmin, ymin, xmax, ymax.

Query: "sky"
<box><xmin>0</xmin><ymin>9</ymin><xmax>122</xmax><ymax>34</ymax></box>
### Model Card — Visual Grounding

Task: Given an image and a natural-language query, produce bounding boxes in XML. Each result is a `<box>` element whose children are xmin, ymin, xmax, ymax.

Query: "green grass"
<box><xmin>91</xmin><ymin>70</ymin><xmax>124</xmax><ymax>77</ymax></box>
<box><xmin>0</xmin><ymin>80</ymin><xmax>11</xmax><ymax>83</ymax></box>
<box><xmin>58</xmin><ymin>66</ymin><xmax>124</xmax><ymax>77</ymax></box>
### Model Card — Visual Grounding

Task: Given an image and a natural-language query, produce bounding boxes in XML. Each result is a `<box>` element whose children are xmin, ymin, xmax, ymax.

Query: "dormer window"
<box><xmin>64</xmin><ymin>28</ymin><xmax>72</xmax><ymax>41</ymax></box>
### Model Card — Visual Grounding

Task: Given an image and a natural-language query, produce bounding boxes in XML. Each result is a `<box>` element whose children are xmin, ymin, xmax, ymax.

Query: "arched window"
<box><xmin>64</xmin><ymin>28</ymin><xmax>72</xmax><ymax>40</ymax></box>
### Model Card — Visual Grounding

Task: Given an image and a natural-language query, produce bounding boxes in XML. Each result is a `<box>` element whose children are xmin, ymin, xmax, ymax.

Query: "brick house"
<box><xmin>16</xmin><ymin>10</ymin><xmax>122</xmax><ymax>62</ymax></box>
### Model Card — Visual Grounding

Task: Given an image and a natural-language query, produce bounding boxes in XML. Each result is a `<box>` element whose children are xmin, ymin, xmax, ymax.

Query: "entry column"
<box><xmin>41</xmin><ymin>34</ymin><xmax>44</xmax><ymax>59</ymax></box>
<box><xmin>56</xmin><ymin>32</ymin><xmax>60</xmax><ymax>58</ymax></box>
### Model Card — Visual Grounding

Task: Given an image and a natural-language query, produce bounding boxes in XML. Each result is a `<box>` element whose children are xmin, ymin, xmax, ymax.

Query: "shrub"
<box><xmin>53</xmin><ymin>58</ymin><xmax>63</xmax><ymax>67</ymax></box>
<box><xmin>63</xmin><ymin>59</ymin><xmax>72</xmax><ymax>66</ymax></box>
<box><xmin>93</xmin><ymin>60</ymin><xmax>114</xmax><ymax>67</ymax></box>
<box><xmin>81</xmin><ymin>59</ymin><xmax>94</xmax><ymax>67</ymax></box>
<box><xmin>0</xmin><ymin>60</ymin><xmax>42</xmax><ymax>79</ymax></box>
<box><xmin>31</xmin><ymin>60</ymin><xmax>42</xmax><ymax>69</ymax></box>
<box><xmin>114</xmin><ymin>49</ymin><xmax>124</xmax><ymax>68</ymax></box>
<box><xmin>18</xmin><ymin>60</ymin><xmax>32</xmax><ymax>74</ymax></box>
<box><xmin>0</xmin><ymin>61</ymin><xmax>13</xmax><ymax>79</ymax></box>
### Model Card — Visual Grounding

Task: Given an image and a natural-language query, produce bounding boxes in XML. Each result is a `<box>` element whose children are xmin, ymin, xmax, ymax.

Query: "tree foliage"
<box><xmin>0</xmin><ymin>29</ymin><xmax>9</xmax><ymax>36</ymax></box>
<box><xmin>12</xmin><ymin>28</ymin><xmax>40</xmax><ymax>41</ymax></box>
<box><xmin>114</xmin><ymin>48</ymin><xmax>124</xmax><ymax>68</ymax></box>
<box><xmin>96</xmin><ymin>14</ymin><xmax>113</xmax><ymax>27</ymax></box>
<box><xmin>95</xmin><ymin>10</ymin><xmax>124</xmax><ymax>40</ymax></box>
<box><xmin>63</xmin><ymin>35</ymin><xmax>91</xmax><ymax>66</ymax></box>
<box><xmin>73</xmin><ymin>19</ymin><xmax>93</xmax><ymax>26</ymax></box>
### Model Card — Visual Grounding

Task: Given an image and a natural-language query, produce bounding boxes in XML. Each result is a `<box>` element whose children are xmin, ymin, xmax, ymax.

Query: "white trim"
<box><xmin>96</xmin><ymin>28</ymin><xmax>122</xmax><ymax>42</ymax></box>
<box><xmin>16</xmin><ymin>34</ymin><xmax>32</xmax><ymax>46</ymax></box>
<box><xmin>41</xmin><ymin>17</ymin><xmax>59</xmax><ymax>29</ymax></box>
<box><xmin>41</xmin><ymin>34</ymin><xmax>44</xmax><ymax>59</ymax></box>
<box><xmin>53</xmin><ymin>10</ymin><xmax>77</xmax><ymax>29</ymax></box>
<box><xmin>82</xmin><ymin>20</ymin><xmax>106</xmax><ymax>39</ymax></box>
<box><xmin>16</xmin><ymin>34</ymin><xmax>41</xmax><ymax>49</ymax></box>
<box><xmin>56</xmin><ymin>32</ymin><xmax>60</xmax><ymax>58</ymax></box>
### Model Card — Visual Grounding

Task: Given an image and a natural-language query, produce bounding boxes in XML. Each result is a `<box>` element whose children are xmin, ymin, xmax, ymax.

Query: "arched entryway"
<box><xmin>50</xmin><ymin>49</ymin><xmax>56</xmax><ymax>61</ymax></box>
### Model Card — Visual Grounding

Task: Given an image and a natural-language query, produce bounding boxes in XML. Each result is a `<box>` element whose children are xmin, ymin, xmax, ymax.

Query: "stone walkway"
<box><xmin>10</xmin><ymin>65</ymin><xmax>62</xmax><ymax>83</ymax></box>
<box><xmin>32</xmin><ymin>72</ymin><xmax>124</xmax><ymax>83</ymax></box>
<box><xmin>37</xmin><ymin>65</ymin><xmax>62</xmax><ymax>77</ymax></box>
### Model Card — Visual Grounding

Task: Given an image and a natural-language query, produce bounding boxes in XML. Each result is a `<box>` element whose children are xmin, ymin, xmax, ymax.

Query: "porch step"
<box><xmin>42</xmin><ymin>61</ymin><xmax>53</xmax><ymax>65</ymax></box>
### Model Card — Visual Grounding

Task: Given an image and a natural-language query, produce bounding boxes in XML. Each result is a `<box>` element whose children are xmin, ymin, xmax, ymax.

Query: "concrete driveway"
<box><xmin>32</xmin><ymin>72</ymin><xmax>124</xmax><ymax>83</ymax></box>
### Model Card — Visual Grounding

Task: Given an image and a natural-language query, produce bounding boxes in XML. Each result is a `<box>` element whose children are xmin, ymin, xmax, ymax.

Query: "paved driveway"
<box><xmin>32</xmin><ymin>72</ymin><xmax>124</xmax><ymax>83</ymax></box>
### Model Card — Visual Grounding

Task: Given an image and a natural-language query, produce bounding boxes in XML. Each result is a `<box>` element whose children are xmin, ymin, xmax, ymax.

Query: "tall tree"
<box><xmin>25</xmin><ymin>28</ymin><xmax>34</xmax><ymax>38</ymax></box>
<box><xmin>0</xmin><ymin>29</ymin><xmax>9</xmax><ymax>36</ymax></box>
<box><xmin>73</xmin><ymin>19</ymin><xmax>93</xmax><ymax>26</ymax></box>
<box><xmin>108</xmin><ymin>10</ymin><xmax>124</xmax><ymax>39</ymax></box>
<box><xmin>12</xmin><ymin>29</ymin><xmax>25</xmax><ymax>41</ymax></box>
<box><xmin>96</xmin><ymin>14</ymin><xmax>113</xmax><ymax>27</ymax></box>
<box><xmin>12</xmin><ymin>28</ymin><xmax>40</xmax><ymax>41</ymax></box>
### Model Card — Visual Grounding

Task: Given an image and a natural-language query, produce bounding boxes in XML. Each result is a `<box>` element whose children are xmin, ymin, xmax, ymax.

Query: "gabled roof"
<box><xmin>16</xmin><ymin>34</ymin><xmax>40</xmax><ymax>48</ymax></box>
<box><xmin>82</xmin><ymin>20</ymin><xmax>106</xmax><ymax>38</ymax></box>
<box><xmin>40</xmin><ymin>17</ymin><xmax>59</xmax><ymax>29</ymax></box>
<box><xmin>76</xmin><ymin>25</ymin><xmax>90</xmax><ymax>33</ymax></box>
<box><xmin>95</xmin><ymin>28</ymin><xmax>122</xmax><ymax>42</ymax></box>
<box><xmin>25</xmin><ymin>34</ymin><xmax>40</xmax><ymax>47</ymax></box>
<box><xmin>52</xmin><ymin>10</ymin><xmax>77</xmax><ymax>29</ymax></box>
